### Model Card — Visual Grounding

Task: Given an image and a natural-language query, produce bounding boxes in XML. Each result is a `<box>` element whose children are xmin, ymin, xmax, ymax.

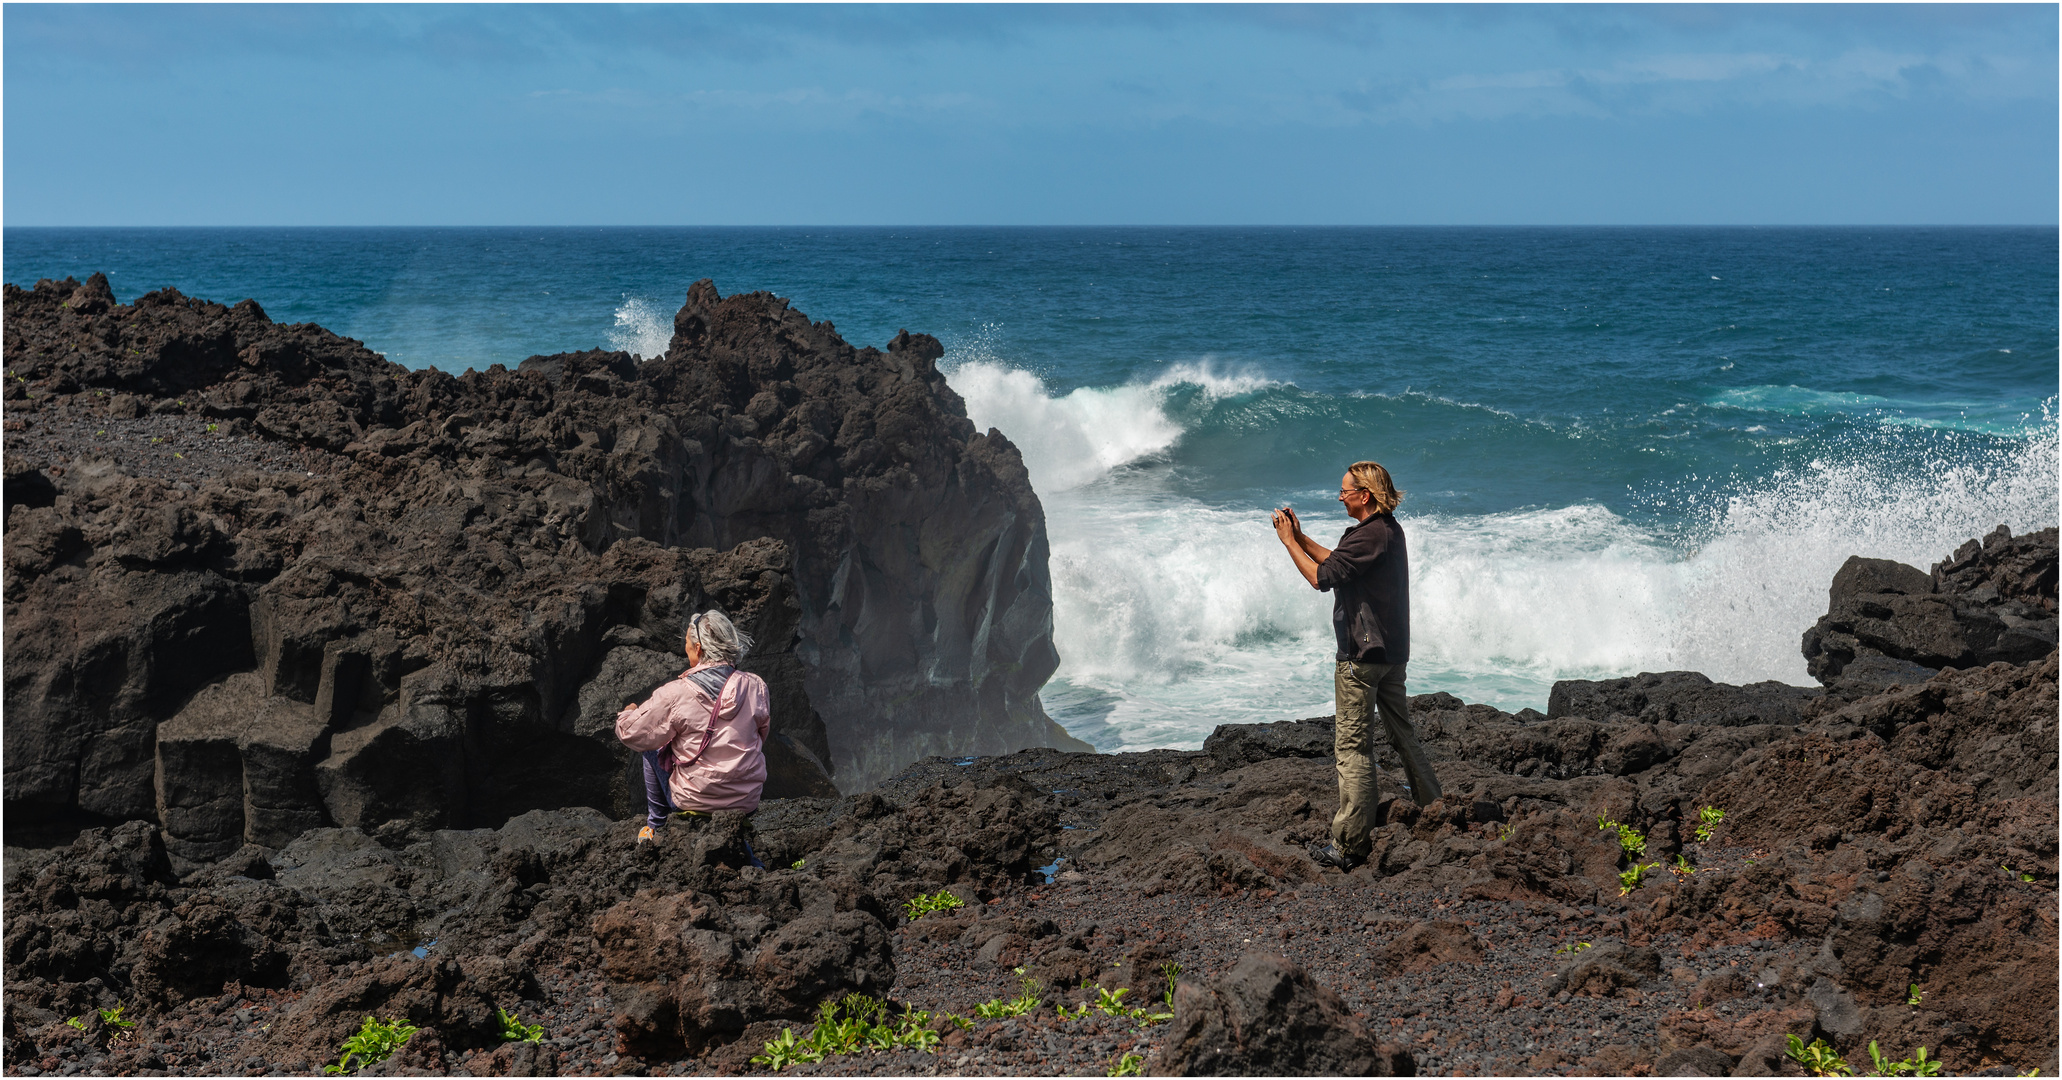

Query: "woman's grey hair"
<box><xmin>687</xmin><ymin>609</ymin><xmax>753</xmax><ymax>665</ymax></box>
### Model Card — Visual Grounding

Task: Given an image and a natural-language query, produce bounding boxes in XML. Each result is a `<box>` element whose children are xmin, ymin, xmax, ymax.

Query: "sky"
<box><xmin>5</xmin><ymin>3</ymin><xmax>2056</xmax><ymax>226</ymax></box>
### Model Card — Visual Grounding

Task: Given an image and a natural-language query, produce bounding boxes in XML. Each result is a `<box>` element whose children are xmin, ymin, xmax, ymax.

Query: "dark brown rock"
<box><xmin>4</xmin><ymin>275</ymin><xmax>1087</xmax><ymax>852</ymax></box>
<box><xmin>1147</xmin><ymin>952</ymin><xmax>1414</xmax><ymax>1075</ymax></box>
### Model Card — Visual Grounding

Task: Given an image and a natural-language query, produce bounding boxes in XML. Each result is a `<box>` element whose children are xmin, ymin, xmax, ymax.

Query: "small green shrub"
<box><xmin>974</xmin><ymin>972</ymin><xmax>1043</xmax><ymax>1018</ymax></box>
<box><xmin>1863</xmin><ymin>1041</ymin><xmax>1943</xmax><ymax>1077</ymax></box>
<box><xmin>98</xmin><ymin>1004</ymin><xmax>136</xmax><ymax>1038</ymax></box>
<box><xmin>325</xmin><ymin>1015</ymin><xmax>419</xmax><ymax>1075</ymax></box>
<box><xmin>1597</xmin><ymin>815</ymin><xmax>1647</xmax><ymax>858</ymax></box>
<box><xmin>495</xmin><ymin>1007</ymin><xmax>542</xmax><ymax>1043</ymax></box>
<box><xmin>1906</xmin><ymin>983</ymin><xmax>1923</xmax><ymax>1006</ymax></box>
<box><xmin>64</xmin><ymin>1016</ymin><xmax>85</xmax><ymax>1031</ymax></box>
<box><xmin>1555</xmin><ymin>941</ymin><xmax>1593</xmax><ymax>954</ymax></box>
<box><xmin>1159</xmin><ymin>960</ymin><xmax>1182</xmax><ymax>1006</ymax></box>
<box><xmin>902</xmin><ymin>889</ymin><xmax>964</xmax><ymax>921</ymax></box>
<box><xmin>1786</xmin><ymin>1033</ymin><xmax>1855</xmax><ymax>1077</ymax></box>
<box><xmin>1109</xmin><ymin>1051</ymin><xmax>1146</xmax><ymax>1076</ymax></box>
<box><xmin>749</xmin><ymin>1027</ymin><xmax>823</xmax><ymax>1071</ymax></box>
<box><xmin>790</xmin><ymin>859</ymin><xmax>806</xmax><ymax>870</ymax></box>
<box><xmin>752</xmin><ymin>997</ymin><xmax>944</xmax><ymax>1070</ymax></box>
<box><xmin>1093</xmin><ymin>986</ymin><xmax>1132</xmax><ymax>1014</ymax></box>
<box><xmin>1694</xmin><ymin>806</ymin><xmax>1726</xmax><ymax>843</ymax></box>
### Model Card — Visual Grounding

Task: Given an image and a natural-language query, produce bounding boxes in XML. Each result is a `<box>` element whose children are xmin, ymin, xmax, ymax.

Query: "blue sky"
<box><xmin>6</xmin><ymin>4</ymin><xmax>2055</xmax><ymax>225</ymax></box>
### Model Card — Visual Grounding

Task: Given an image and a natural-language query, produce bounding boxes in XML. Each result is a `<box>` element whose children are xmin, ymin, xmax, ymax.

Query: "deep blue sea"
<box><xmin>8</xmin><ymin>227</ymin><xmax>2057</xmax><ymax>751</ymax></box>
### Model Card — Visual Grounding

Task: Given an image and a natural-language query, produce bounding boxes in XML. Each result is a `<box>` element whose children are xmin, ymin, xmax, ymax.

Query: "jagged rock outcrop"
<box><xmin>3</xmin><ymin>273</ymin><xmax>1081</xmax><ymax>853</ymax></box>
<box><xmin>1801</xmin><ymin>525</ymin><xmax>2057</xmax><ymax>691</ymax></box>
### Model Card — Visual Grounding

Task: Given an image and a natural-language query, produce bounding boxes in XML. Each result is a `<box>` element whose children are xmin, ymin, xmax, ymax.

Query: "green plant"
<box><xmin>2003</xmin><ymin>864</ymin><xmax>2035</xmax><ymax>882</ymax></box>
<box><xmin>1497</xmin><ymin>823</ymin><xmax>1516</xmax><ymax>841</ymax></box>
<box><xmin>1093</xmin><ymin>986</ymin><xmax>1133</xmax><ymax>1015</ymax></box>
<box><xmin>902</xmin><ymin>889</ymin><xmax>964</xmax><ymax>921</ymax></box>
<box><xmin>1669</xmin><ymin>854</ymin><xmax>1697</xmax><ymax>878</ymax></box>
<box><xmin>892</xmin><ymin>1012</ymin><xmax>942</xmax><ymax>1052</ymax></box>
<box><xmin>1160</xmin><ymin>960</ymin><xmax>1182</xmax><ymax>1006</ymax></box>
<box><xmin>495</xmin><ymin>1008</ymin><xmax>542</xmax><ymax>1043</ymax></box>
<box><xmin>65</xmin><ymin>1016</ymin><xmax>85</xmax><ymax>1031</ymax></box>
<box><xmin>1787</xmin><ymin>1034</ymin><xmax>1855</xmax><ymax>1077</ymax></box>
<box><xmin>1867</xmin><ymin>1040</ymin><xmax>1909</xmax><ymax>1076</ymax></box>
<box><xmin>325</xmin><ymin>1015</ymin><xmax>419</xmax><ymax>1075</ymax></box>
<box><xmin>98</xmin><ymin>1004</ymin><xmax>136</xmax><ymax>1033</ymax></box>
<box><xmin>1905</xmin><ymin>983</ymin><xmax>1922</xmax><ymax>1006</ymax></box>
<box><xmin>975</xmin><ymin>972</ymin><xmax>1044</xmax><ymax>1018</ymax></box>
<box><xmin>1054</xmin><ymin>1001</ymin><xmax>1091</xmax><ymax>1021</ymax></box>
<box><xmin>791</xmin><ymin>859</ymin><xmax>806</xmax><ymax>870</ymax></box>
<box><xmin>1109</xmin><ymin>1051</ymin><xmax>1146</xmax><ymax>1077</ymax></box>
<box><xmin>1597</xmin><ymin>815</ymin><xmax>1648</xmax><ymax>858</ymax></box>
<box><xmin>750</xmin><ymin>1027</ymin><xmax>824</xmax><ymax>1071</ymax></box>
<box><xmin>1907</xmin><ymin>1048</ymin><xmax>1941</xmax><ymax>1077</ymax></box>
<box><xmin>1555</xmin><ymin>941</ymin><xmax>1593</xmax><ymax>954</ymax></box>
<box><xmin>1618</xmin><ymin>861</ymin><xmax>1661</xmax><ymax>895</ymax></box>
<box><xmin>810</xmin><ymin>1016</ymin><xmax>871</xmax><ymax>1055</ymax></box>
<box><xmin>205</xmin><ymin>423</ymin><xmax>219</xmax><ymax>433</ymax></box>
<box><xmin>821</xmin><ymin>992</ymin><xmax>887</xmax><ymax>1025</ymax></box>
<box><xmin>1694</xmin><ymin>805</ymin><xmax>1726</xmax><ymax>843</ymax></box>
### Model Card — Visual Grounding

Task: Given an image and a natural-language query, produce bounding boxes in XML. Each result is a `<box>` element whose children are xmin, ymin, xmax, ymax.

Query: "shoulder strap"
<box><xmin>672</xmin><ymin>665</ymin><xmax>738</xmax><ymax>771</ymax></box>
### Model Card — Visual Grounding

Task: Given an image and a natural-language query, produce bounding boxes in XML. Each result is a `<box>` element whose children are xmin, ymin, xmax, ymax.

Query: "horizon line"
<box><xmin>8</xmin><ymin>222</ymin><xmax>2057</xmax><ymax>230</ymax></box>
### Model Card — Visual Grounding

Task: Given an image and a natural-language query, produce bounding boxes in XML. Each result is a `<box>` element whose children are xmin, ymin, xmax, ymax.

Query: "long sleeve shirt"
<box><xmin>615</xmin><ymin>663</ymin><xmax>772</xmax><ymax>813</ymax></box>
<box><xmin>1315</xmin><ymin>512</ymin><xmax>1410</xmax><ymax>664</ymax></box>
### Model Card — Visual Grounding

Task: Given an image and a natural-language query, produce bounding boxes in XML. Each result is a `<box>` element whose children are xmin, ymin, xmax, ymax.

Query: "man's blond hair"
<box><xmin>1346</xmin><ymin>461</ymin><xmax>1403</xmax><ymax>515</ymax></box>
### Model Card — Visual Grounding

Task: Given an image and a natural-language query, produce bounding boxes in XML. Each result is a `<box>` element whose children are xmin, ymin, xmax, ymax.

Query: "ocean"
<box><xmin>7</xmin><ymin>226</ymin><xmax>2057</xmax><ymax>752</ymax></box>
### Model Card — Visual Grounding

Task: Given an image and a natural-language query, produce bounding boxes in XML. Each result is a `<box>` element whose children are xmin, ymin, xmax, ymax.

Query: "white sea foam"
<box><xmin>943</xmin><ymin>357</ymin><xmax>1274</xmax><ymax>492</ymax></box>
<box><xmin>1029</xmin><ymin>408</ymin><xmax>2057</xmax><ymax>751</ymax></box>
<box><xmin>607</xmin><ymin>297</ymin><xmax>673</xmax><ymax>360</ymax></box>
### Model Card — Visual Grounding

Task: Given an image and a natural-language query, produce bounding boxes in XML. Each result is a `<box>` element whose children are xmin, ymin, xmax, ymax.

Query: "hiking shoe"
<box><xmin>637</xmin><ymin>824</ymin><xmax>657</xmax><ymax>845</ymax></box>
<box><xmin>1306</xmin><ymin>841</ymin><xmax>1363</xmax><ymax>871</ymax></box>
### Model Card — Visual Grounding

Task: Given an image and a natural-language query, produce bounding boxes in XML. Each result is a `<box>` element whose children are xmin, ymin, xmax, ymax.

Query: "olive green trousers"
<box><xmin>1332</xmin><ymin>660</ymin><xmax>1443</xmax><ymax>859</ymax></box>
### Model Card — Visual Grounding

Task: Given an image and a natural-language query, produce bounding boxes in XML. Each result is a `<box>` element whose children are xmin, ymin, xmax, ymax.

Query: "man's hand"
<box><xmin>1273</xmin><ymin>506</ymin><xmax>1332</xmax><ymax>589</ymax></box>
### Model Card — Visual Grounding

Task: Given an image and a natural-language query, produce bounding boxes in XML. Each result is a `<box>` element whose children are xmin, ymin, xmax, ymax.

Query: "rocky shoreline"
<box><xmin>4</xmin><ymin>276</ymin><xmax>2057</xmax><ymax>1077</ymax></box>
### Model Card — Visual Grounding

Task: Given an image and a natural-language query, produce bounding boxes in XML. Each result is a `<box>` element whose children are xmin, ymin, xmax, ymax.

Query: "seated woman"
<box><xmin>615</xmin><ymin>609</ymin><xmax>771</xmax><ymax>853</ymax></box>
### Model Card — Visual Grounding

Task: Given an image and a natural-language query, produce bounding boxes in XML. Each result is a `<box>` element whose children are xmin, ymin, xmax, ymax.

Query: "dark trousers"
<box><xmin>641</xmin><ymin>750</ymin><xmax>673</xmax><ymax>828</ymax></box>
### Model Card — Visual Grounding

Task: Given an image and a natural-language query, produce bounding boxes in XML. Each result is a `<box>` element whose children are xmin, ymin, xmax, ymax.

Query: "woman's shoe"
<box><xmin>637</xmin><ymin>824</ymin><xmax>657</xmax><ymax>844</ymax></box>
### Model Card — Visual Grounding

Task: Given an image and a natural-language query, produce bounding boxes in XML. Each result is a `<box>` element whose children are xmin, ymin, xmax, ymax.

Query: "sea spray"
<box><xmin>607</xmin><ymin>296</ymin><xmax>674</xmax><ymax>360</ymax></box>
<box><xmin>947</xmin><ymin>355</ymin><xmax>2060</xmax><ymax>751</ymax></box>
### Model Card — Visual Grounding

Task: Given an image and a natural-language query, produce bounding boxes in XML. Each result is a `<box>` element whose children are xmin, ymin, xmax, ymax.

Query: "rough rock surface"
<box><xmin>2</xmin><ymin>486</ymin><xmax>2053</xmax><ymax>1074</ymax></box>
<box><xmin>1147</xmin><ymin>953</ymin><xmax>1414</xmax><ymax>1075</ymax></box>
<box><xmin>1801</xmin><ymin>526</ymin><xmax>2058</xmax><ymax>689</ymax></box>
<box><xmin>4</xmin><ymin>274</ymin><xmax>1083</xmax><ymax>853</ymax></box>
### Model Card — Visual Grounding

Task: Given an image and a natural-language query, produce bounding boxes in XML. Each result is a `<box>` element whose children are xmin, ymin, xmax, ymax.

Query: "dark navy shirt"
<box><xmin>1315</xmin><ymin>512</ymin><xmax>1410</xmax><ymax>664</ymax></box>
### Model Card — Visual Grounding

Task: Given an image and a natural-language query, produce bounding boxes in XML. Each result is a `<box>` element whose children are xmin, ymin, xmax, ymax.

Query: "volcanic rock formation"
<box><xmin>3</xmin><ymin>273</ymin><xmax>1083</xmax><ymax>857</ymax></box>
<box><xmin>1</xmin><ymin>529</ymin><xmax>2054</xmax><ymax>1076</ymax></box>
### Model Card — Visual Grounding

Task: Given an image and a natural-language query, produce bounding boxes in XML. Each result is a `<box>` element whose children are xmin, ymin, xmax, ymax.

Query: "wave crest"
<box><xmin>943</xmin><ymin>356</ymin><xmax>1276</xmax><ymax>492</ymax></box>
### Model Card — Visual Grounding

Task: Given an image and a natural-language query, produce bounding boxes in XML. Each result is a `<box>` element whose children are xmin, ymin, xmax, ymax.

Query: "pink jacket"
<box><xmin>615</xmin><ymin>664</ymin><xmax>772</xmax><ymax>813</ymax></box>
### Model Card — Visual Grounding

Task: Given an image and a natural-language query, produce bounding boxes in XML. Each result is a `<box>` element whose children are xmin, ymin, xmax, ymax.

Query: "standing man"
<box><xmin>1272</xmin><ymin>460</ymin><xmax>1443</xmax><ymax>871</ymax></box>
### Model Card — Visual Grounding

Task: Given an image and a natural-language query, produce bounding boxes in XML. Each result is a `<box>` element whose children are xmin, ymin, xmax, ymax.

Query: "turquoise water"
<box><xmin>8</xmin><ymin>227</ymin><xmax>2057</xmax><ymax>749</ymax></box>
